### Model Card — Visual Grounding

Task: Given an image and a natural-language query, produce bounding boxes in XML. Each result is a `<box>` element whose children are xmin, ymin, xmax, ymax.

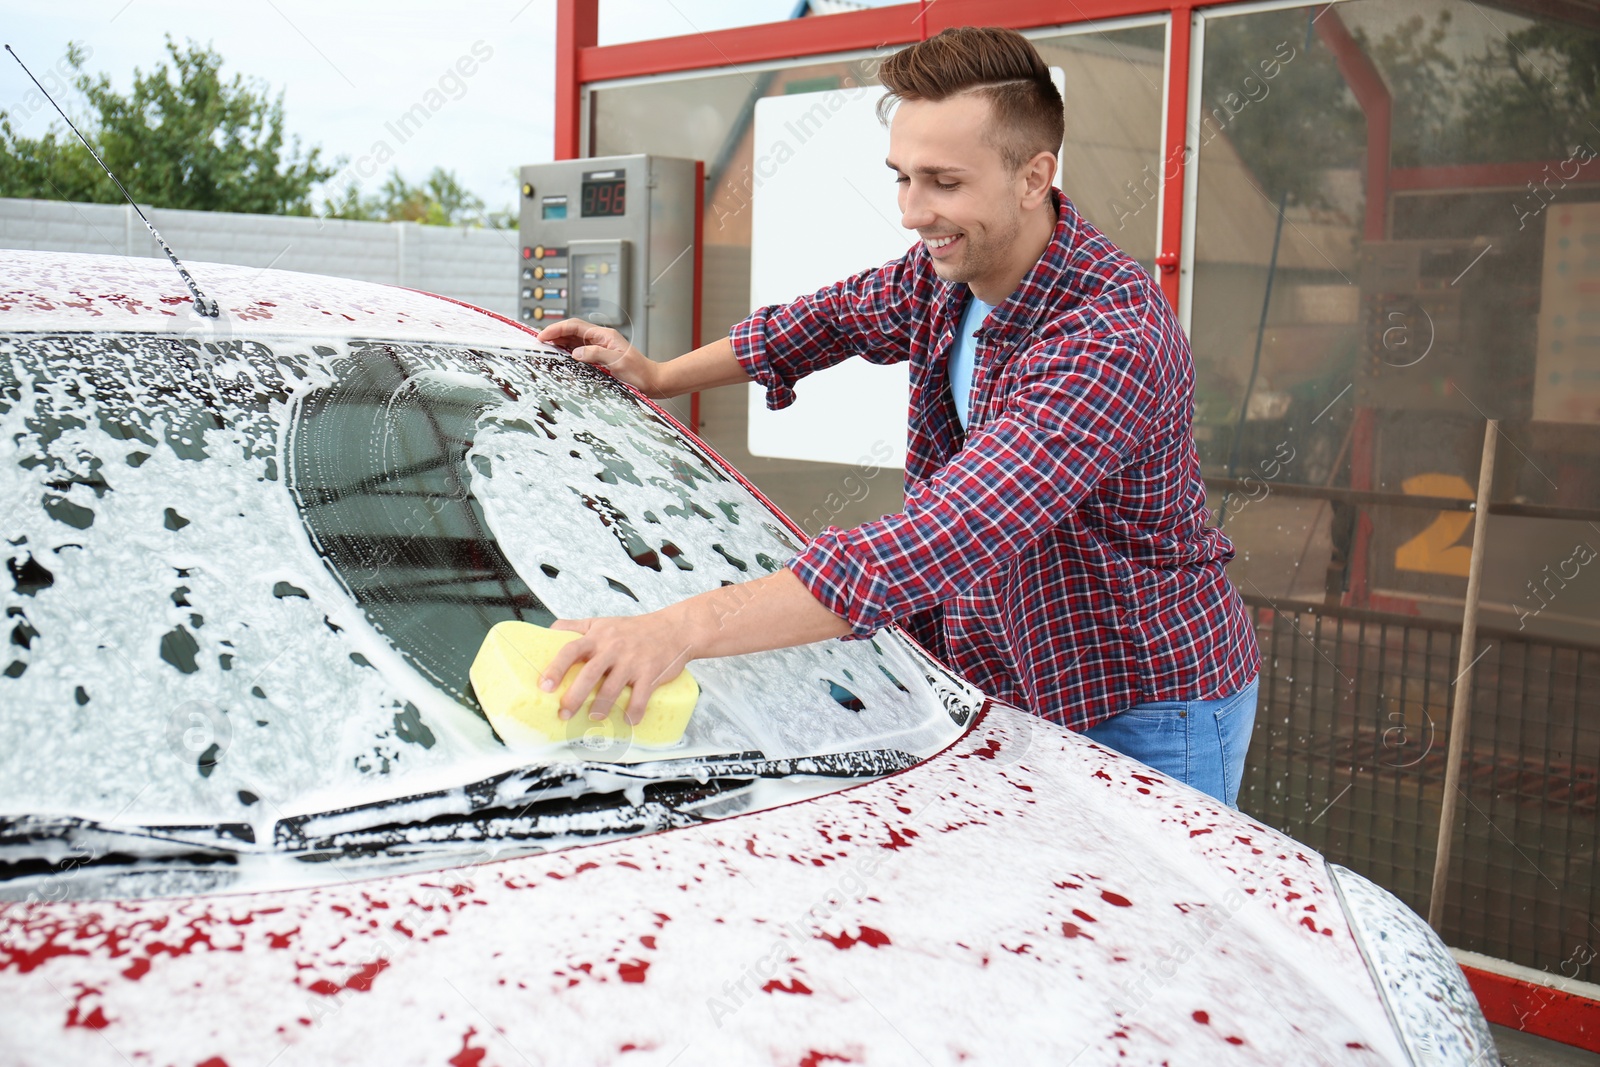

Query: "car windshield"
<box><xmin>0</xmin><ymin>329</ymin><xmax>978</xmax><ymax>898</ymax></box>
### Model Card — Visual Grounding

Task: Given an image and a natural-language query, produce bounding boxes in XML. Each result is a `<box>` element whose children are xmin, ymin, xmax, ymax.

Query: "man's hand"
<box><xmin>539</xmin><ymin>569</ymin><xmax>852</xmax><ymax>729</ymax></box>
<box><xmin>537</xmin><ymin>318</ymin><xmax>664</xmax><ymax>397</ymax></box>
<box><xmin>536</xmin><ymin>330</ymin><xmax>755</xmax><ymax>402</ymax></box>
<box><xmin>541</xmin><ymin>612</ymin><xmax>694</xmax><ymax>727</ymax></box>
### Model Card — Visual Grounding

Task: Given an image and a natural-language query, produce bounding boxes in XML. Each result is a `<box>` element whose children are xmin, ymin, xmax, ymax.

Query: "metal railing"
<box><xmin>1239</xmin><ymin>594</ymin><xmax>1600</xmax><ymax>983</ymax></box>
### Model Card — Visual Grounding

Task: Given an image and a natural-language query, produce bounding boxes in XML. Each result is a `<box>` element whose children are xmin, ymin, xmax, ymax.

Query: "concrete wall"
<box><xmin>0</xmin><ymin>197</ymin><xmax>518</xmax><ymax>318</ymax></box>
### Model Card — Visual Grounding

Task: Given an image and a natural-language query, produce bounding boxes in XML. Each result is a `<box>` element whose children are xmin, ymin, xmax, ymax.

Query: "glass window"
<box><xmin>0</xmin><ymin>330</ymin><xmax>975</xmax><ymax>899</ymax></box>
<box><xmin>1189</xmin><ymin>0</ymin><xmax>1600</xmax><ymax>982</ymax></box>
<box><xmin>1033</xmin><ymin>23</ymin><xmax>1168</xmax><ymax>275</ymax></box>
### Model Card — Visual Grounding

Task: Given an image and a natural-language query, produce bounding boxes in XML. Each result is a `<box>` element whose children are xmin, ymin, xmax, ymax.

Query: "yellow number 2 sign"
<box><xmin>1395</xmin><ymin>472</ymin><xmax>1475</xmax><ymax>577</ymax></box>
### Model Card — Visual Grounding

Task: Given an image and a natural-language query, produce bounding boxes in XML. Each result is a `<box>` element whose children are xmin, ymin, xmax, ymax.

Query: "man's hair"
<box><xmin>876</xmin><ymin>27</ymin><xmax>1065</xmax><ymax>173</ymax></box>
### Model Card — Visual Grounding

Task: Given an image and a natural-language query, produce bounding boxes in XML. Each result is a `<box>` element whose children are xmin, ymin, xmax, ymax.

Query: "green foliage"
<box><xmin>1459</xmin><ymin>18</ymin><xmax>1600</xmax><ymax>163</ymax></box>
<box><xmin>0</xmin><ymin>37</ymin><xmax>334</xmax><ymax>214</ymax></box>
<box><xmin>1353</xmin><ymin>8</ymin><xmax>1600</xmax><ymax>167</ymax></box>
<box><xmin>1200</xmin><ymin>10</ymin><xmax>1366</xmax><ymax>208</ymax></box>
<box><xmin>1363</xmin><ymin>12</ymin><xmax>1461</xmax><ymax>169</ymax></box>
<box><xmin>1203</xmin><ymin>3</ymin><xmax>1600</xmax><ymax>199</ymax></box>
<box><xmin>324</xmin><ymin>166</ymin><xmax>511</xmax><ymax>227</ymax></box>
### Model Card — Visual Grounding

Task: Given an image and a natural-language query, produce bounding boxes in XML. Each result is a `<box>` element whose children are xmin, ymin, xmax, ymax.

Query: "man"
<box><xmin>536</xmin><ymin>27</ymin><xmax>1260</xmax><ymax>807</ymax></box>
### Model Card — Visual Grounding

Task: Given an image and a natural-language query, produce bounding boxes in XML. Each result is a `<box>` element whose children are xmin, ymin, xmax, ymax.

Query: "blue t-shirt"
<box><xmin>949</xmin><ymin>292</ymin><xmax>995</xmax><ymax>431</ymax></box>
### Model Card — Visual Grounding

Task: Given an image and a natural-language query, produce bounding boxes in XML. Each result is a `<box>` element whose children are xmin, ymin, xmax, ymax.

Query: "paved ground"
<box><xmin>1493</xmin><ymin>1025</ymin><xmax>1600</xmax><ymax>1066</ymax></box>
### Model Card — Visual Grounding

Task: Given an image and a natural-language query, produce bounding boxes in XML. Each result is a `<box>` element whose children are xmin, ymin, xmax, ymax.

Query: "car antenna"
<box><xmin>5</xmin><ymin>44</ymin><xmax>220</xmax><ymax>317</ymax></box>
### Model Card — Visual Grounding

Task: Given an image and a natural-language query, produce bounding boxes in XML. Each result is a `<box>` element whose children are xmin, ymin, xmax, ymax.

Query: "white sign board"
<box><xmin>748</xmin><ymin>86</ymin><xmax>914</xmax><ymax>468</ymax></box>
<box><xmin>747</xmin><ymin>75</ymin><xmax>1063</xmax><ymax>468</ymax></box>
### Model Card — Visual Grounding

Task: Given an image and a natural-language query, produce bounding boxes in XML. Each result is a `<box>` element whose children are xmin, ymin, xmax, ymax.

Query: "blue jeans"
<box><xmin>1081</xmin><ymin>677</ymin><xmax>1259</xmax><ymax>808</ymax></box>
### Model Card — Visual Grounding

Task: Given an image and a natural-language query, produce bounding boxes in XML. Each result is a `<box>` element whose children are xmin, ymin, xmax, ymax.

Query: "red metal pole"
<box><xmin>1156</xmin><ymin>5</ymin><xmax>1192</xmax><ymax>314</ymax></box>
<box><xmin>555</xmin><ymin>0</ymin><xmax>599</xmax><ymax>161</ymax></box>
<box><xmin>577</xmin><ymin>0</ymin><xmax>1172</xmax><ymax>83</ymax></box>
<box><xmin>1313</xmin><ymin>4</ymin><xmax>1389</xmax><ymax>242</ymax></box>
<box><xmin>1314</xmin><ymin>4</ymin><xmax>1390</xmax><ymax>606</ymax></box>
<box><xmin>690</xmin><ymin>159</ymin><xmax>704</xmax><ymax>435</ymax></box>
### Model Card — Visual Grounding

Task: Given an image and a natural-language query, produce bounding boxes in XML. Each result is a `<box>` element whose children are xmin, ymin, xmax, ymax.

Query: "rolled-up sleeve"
<box><xmin>731</xmin><ymin>253</ymin><xmax>921</xmax><ymax>411</ymax></box>
<box><xmin>788</xmin><ymin>321</ymin><xmax>1159</xmax><ymax>637</ymax></box>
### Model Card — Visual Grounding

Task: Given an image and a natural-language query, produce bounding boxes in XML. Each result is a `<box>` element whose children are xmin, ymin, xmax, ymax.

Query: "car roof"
<box><xmin>0</xmin><ymin>249</ymin><xmax>532</xmax><ymax>347</ymax></box>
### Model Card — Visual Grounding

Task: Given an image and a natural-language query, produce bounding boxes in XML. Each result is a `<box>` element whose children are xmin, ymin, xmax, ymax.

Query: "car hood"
<box><xmin>0</xmin><ymin>704</ymin><xmax>1406</xmax><ymax>1066</ymax></box>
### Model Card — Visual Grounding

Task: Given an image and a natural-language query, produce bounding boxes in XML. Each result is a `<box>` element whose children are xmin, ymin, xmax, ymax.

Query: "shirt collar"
<box><xmin>983</xmin><ymin>187</ymin><xmax>1080</xmax><ymax>338</ymax></box>
<box><xmin>931</xmin><ymin>188</ymin><xmax>1083</xmax><ymax>342</ymax></box>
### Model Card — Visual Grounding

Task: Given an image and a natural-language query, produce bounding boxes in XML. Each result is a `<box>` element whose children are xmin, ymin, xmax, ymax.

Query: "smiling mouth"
<box><xmin>925</xmin><ymin>235</ymin><xmax>959</xmax><ymax>249</ymax></box>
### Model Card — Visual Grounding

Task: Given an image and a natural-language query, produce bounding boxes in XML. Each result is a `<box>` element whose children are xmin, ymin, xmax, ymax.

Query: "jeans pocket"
<box><xmin>1083</xmin><ymin>702</ymin><xmax>1193</xmax><ymax>786</ymax></box>
<box><xmin>1211</xmin><ymin>678</ymin><xmax>1259</xmax><ymax>808</ymax></box>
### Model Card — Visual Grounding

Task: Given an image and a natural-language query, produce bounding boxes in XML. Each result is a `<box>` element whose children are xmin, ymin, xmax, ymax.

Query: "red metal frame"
<box><xmin>575</xmin><ymin>0</ymin><xmax>1179</xmax><ymax>84</ymax></box>
<box><xmin>1314</xmin><ymin>6</ymin><xmax>1391</xmax><ymax>242</ymax></box>
<box><xmin>555</xmin><ymin>0</ymin><xmax>598</xmax><ymax>161</ymax></box>
<box><xmin>1312</xmin><ymin>5</ymin><xmax>1388</xmax><ymax>607</ymax></box>
<box><xmin>1463</xmin><ymin>964</ymin><xmax>1600</xmax><ymax>1054</ymax></box>
<box><xmin>1156</xmin><ymin>5</ymin><xmax>1192</xmax><ymax>310</ymax></box>
<box><xmin>690</xmin><ymin>158</ymin><xmax>704</xmax><ymax>434</ymax></box>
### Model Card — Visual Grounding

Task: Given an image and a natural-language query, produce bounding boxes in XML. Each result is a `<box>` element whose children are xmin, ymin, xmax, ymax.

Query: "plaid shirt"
<box><xmin>730</xmin><ymin>191</ymin><xmax>1259</xmax><ymax>731</ymax></box>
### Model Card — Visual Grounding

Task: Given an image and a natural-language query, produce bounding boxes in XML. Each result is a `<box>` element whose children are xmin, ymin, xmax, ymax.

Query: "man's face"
<box><xmin>887</xmin><ymin>93</ymin><xmax>1027</xmax><ymax>297</ymax></box>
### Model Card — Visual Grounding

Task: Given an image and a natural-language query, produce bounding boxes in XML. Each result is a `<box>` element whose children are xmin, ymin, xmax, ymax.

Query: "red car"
<box><xmin>0</xmin><ymin>250</ymin><xmax>1495</xmax><ymax>1065</ymax></box>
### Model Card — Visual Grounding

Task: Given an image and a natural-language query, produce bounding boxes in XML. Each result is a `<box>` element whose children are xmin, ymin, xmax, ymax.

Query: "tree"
<box><xmin>0</xmin><ymin>37</ymin><xmax>334</xmax><ymax>214</ymax></box>
<box><xmin>1342</xmin><ymin>8</ymin><xmax>1600</xmax><ymax>168</ymax></box>
<box><xmin>1199</xmin><ymin>6</ymin><xmax>1600</xmax><ymax>201</ymax></box>
<box><xmin>1199</xmin><ymin>10</ymin><xmax>1366</xmax><ymax>209</ymax></box>
<box><xmin>323</xmin><ymin>166</ymin><xmax>514</xmax><ymax>228</ymax></box>
<box><xmin>1460</xmin><ymin>18</ymin><xmax>1600</xmax><ymax>163</ymax></box>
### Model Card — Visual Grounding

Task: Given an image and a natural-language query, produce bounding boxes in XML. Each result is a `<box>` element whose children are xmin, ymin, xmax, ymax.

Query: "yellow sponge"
<box><xmin>469</xmin><ymin>620</ymin><xmax>699</xmax><ymax>750</ymax></box>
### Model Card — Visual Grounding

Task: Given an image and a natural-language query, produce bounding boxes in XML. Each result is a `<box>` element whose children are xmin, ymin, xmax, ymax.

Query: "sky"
<box><xmin>0</xmin><ymin>0</ymin><xmax>847</xmax><ymax>214</ymax></box>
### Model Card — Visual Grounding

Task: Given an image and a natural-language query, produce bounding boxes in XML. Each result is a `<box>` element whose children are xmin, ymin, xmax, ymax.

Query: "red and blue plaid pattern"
<box><xmin>730</xmin><ymin>191</ymin><xmax>1259</xmax><ymax>731</ymax></box>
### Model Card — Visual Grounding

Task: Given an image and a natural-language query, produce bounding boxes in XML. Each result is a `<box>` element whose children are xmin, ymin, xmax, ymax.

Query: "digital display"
<box><xmin>541</xmin><ymin>196</ymin><xmax>568</xmax><ymax>220</ymax></box>
<box><xmin>581</xmin><ymin>177</ymin><xmax>626</xmax><ymax>217</ymax></box>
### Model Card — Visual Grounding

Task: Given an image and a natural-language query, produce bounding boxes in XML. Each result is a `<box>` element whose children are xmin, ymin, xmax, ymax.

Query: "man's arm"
<box><xmin>787</xmin><ymin>318</ymin><xmax>1163</xmax><ymax>636</ymax></box>
<box><xmin>535</xmin><ymin>321</ymin><xmax>1156</xmax><ymax>730</ymax></box>
<box><xmin>540</xmin><ymin>249</ymin><xmax>923</xmax><ymax>407</ymax></box>
<box><xmin>532</xmin><ymin>252</ymin><xmax>926</xmax><ymax>723</ymax></box>
<box><xmin>536</xmin><ymin>320</ymin><xmax>752</xmax><ymax>399</ymax></box>
<box><xmin>539</xmin><ymin>568</ymin><xmax>851</xmax><ymax>725</ymax></box>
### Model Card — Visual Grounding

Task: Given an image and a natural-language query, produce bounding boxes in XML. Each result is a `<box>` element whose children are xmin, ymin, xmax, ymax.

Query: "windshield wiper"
<box><xmin>278</xmin><ymin>777</ymin><xmax>739</xmax><ymax>859</ymax></box>
<box><xmin>273</xmin><ymin>747</ymin><xmax>918</xmax><ymax>858</ymax></box>
<box><xmin>2</xmin><ymin>748</ymin><xmax>920</xmax><ymax>872</ymax></box>
<box><xmin>0</xmin><ymin>814</ymin><xmax>253</xmax><ymax>883</ymax></box>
